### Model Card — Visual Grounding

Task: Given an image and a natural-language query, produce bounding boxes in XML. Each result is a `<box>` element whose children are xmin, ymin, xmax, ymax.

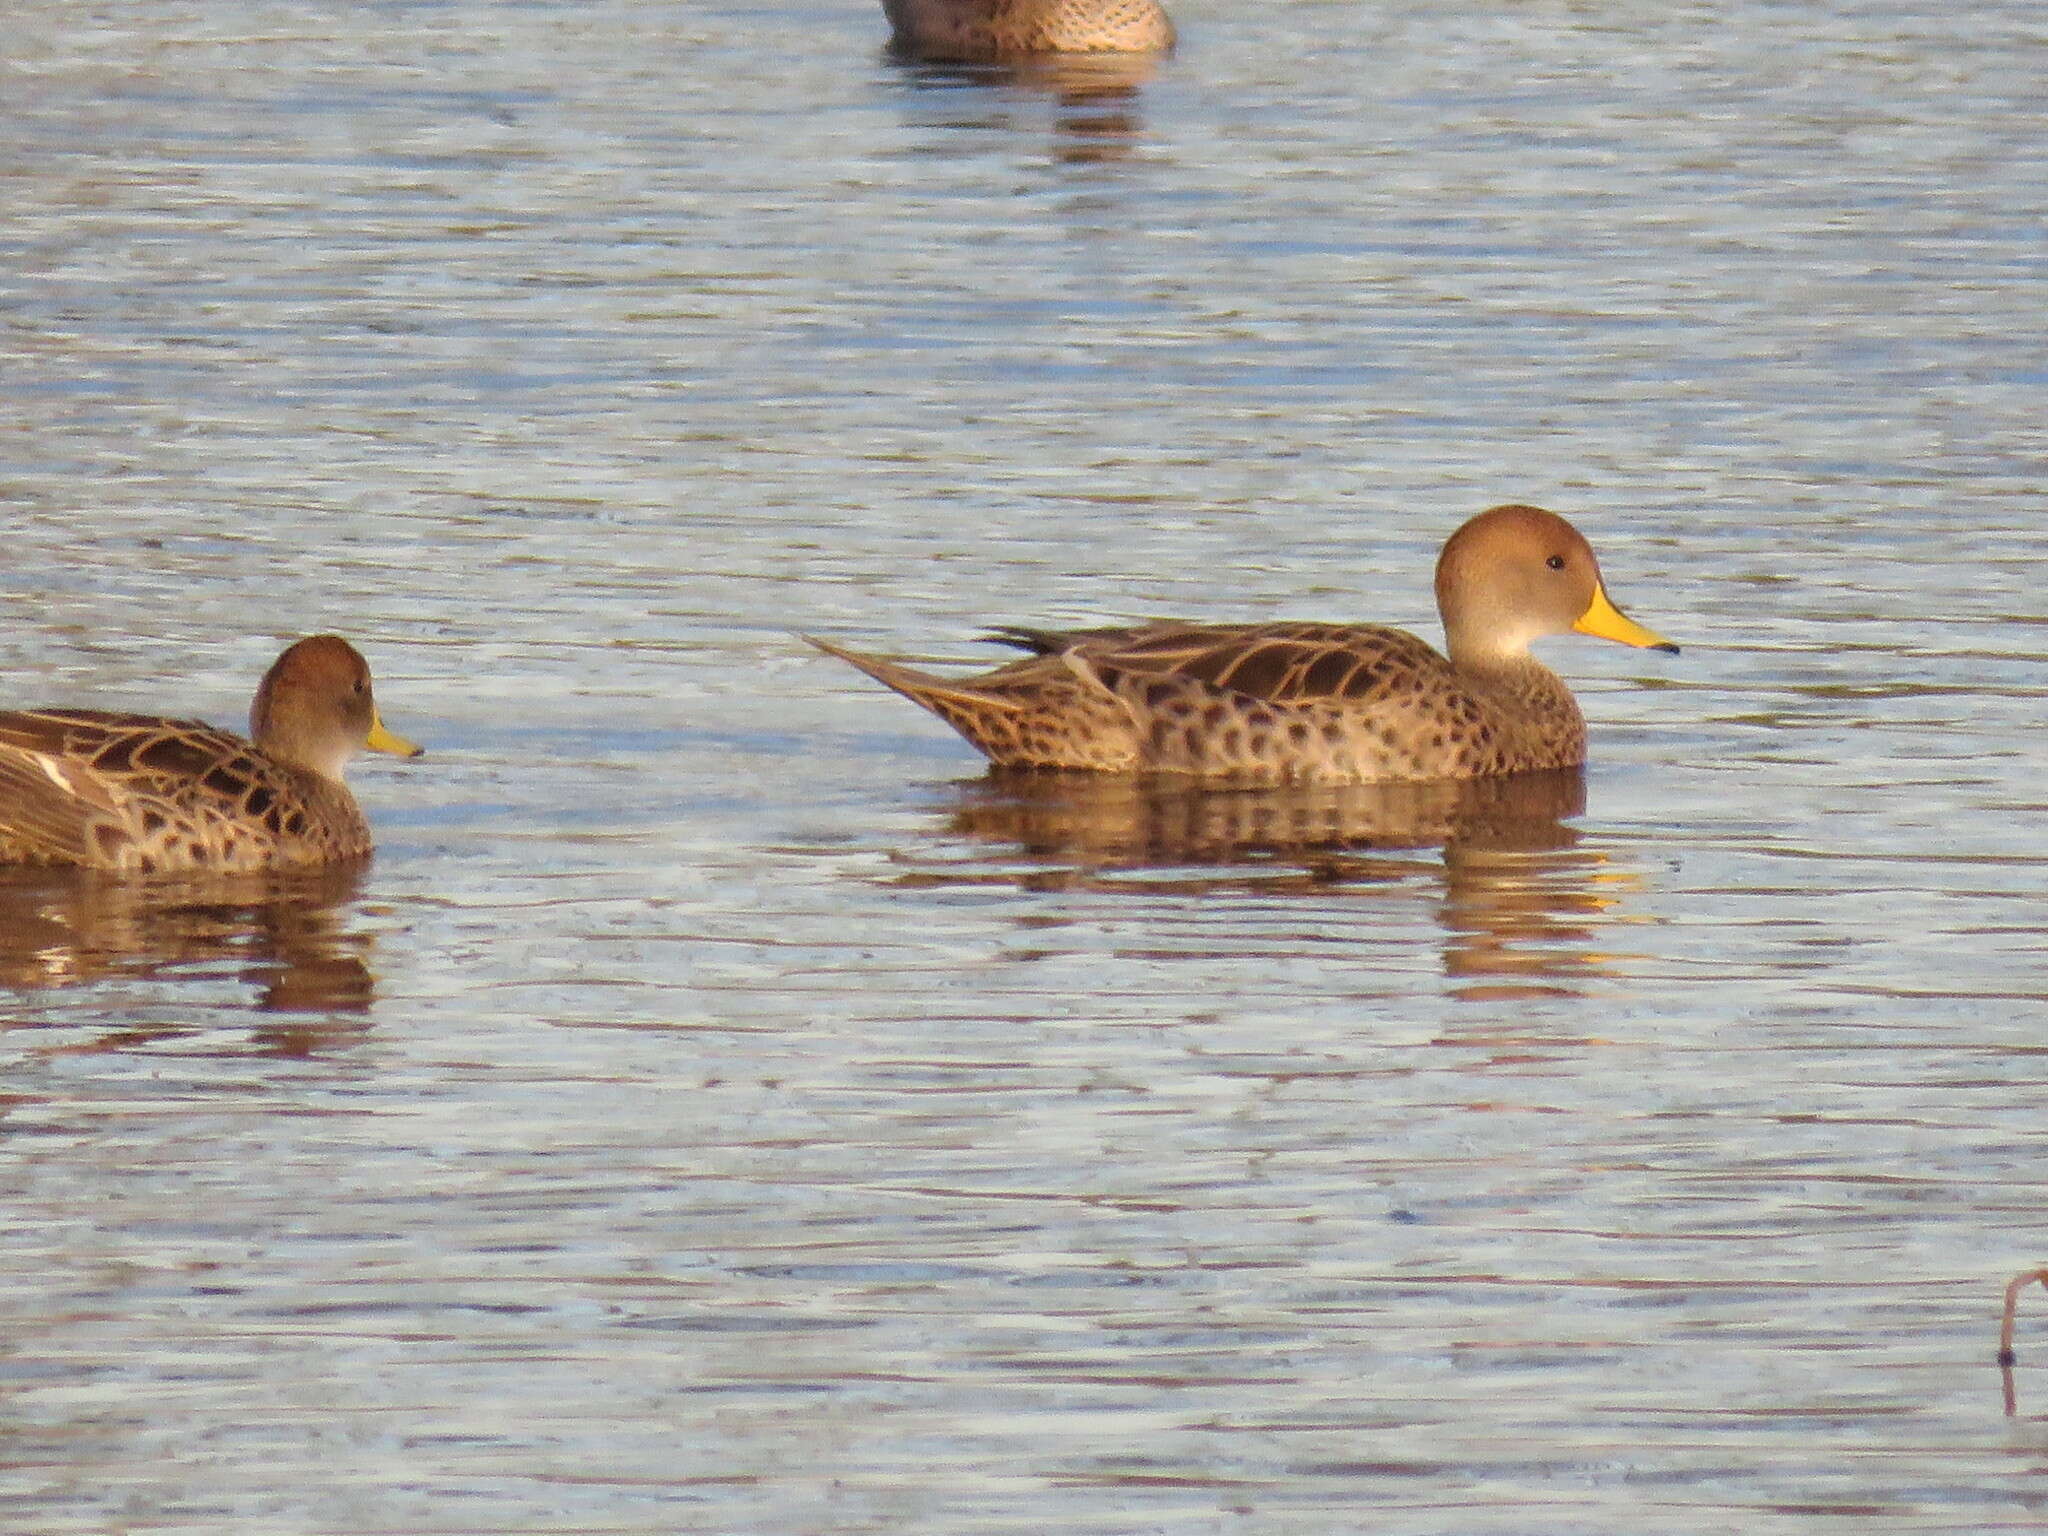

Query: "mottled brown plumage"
<box><xmin>810</xmin><ymin>505</ymin><xmax>1677</xmax><ymax>784</ymax></box>
<box><xmin>883</xmin><ymin>0</ymin><xmax>1174</xmax><ymax>58</ymax></box>
<box><xmin>0</xmin><ymin>636</ymin><xmax>423</xmax><ymax>873</ymax></box>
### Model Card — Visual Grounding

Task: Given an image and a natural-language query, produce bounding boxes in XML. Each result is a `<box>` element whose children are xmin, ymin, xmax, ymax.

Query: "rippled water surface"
<box><xmin>2</xmin><ymin>1</ymin><xmax>2045</xmax><ymax>1531</ymax></box>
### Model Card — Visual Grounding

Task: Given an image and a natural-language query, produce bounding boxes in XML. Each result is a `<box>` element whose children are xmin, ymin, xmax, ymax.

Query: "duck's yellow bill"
<box><xmin>366</xmin><ymin>712</ymin><xmax>425</xmax><ymax>758</ymax></box>
<box><xmin>1574</xmin><ymin>585</ymin><xmax>1680</xmax><ymax>654</ymax></box>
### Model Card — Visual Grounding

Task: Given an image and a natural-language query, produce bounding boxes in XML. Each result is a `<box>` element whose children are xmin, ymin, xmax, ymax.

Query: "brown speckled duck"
<box><xmin>0</xmin><ymin>635</ymin><xmax>422</xmax><ymax>873</ymax></box>
<box><xmin>883</xmin><ymin>0</ymin><xmax>1174</xmax><ymax>58</ymax></box>
<box><xmin>810</xmin><ymin>505</ymin><xmax>1678</xmax><ymax>784</ymax></box>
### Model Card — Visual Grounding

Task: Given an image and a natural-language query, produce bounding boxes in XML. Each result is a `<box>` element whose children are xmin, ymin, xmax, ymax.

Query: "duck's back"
<box><xmin>1000</xmin><ymin>621</ymin><xmax>1456</xmax><ymax>703</ymax></box>
<box><xmin>883</xmin><ymin>0</ymin><xmax>1174</xmax><ymax>58</ymax></box>
<box><xmin>1004</xmin><ymin>622</ymin><xmax>1525</xmax><ymax>780</ymax></box>
<box><xmin>0</xmin><ymin>709</ymin><xmax>370</xmax><ymax>872</ymax></box>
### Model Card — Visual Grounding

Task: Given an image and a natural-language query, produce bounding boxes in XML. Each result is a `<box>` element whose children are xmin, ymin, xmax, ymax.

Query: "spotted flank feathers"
<box><xmin>882</xmin><ymin>0</ymin><xmax>1174</xmax><ymax>58</ymax></box>
<box><xmin>0</xmin><ymin>635</ymin><xmax>422</xmax><ymax>873</ymax></box>
<box><xmin>810</xmin><ymin>504</ymin><xmax>1677</xmax><ymax>785</ymax></box>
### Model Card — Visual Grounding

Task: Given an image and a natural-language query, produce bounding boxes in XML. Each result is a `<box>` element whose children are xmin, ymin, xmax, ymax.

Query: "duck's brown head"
<box><xmin>250</xmin><ymin>635</ymin><xmax>423</xmax><ymax>780</ymax></box>
<box><xmin>1434</xmin><ymin>504</ymin><xmax>1678</xmax><ymax>664</ymax></box>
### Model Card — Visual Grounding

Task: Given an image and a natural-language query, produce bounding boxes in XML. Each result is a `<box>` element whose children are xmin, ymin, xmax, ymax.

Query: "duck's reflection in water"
<box><xmin>891</xmin><ymin>54</ymin><xmax>1163</xmax><ymax>162</ymax></box>
<box><xmin>1435</xmin><ymin>795</ymin><xmax>1614</xmax><ymax>1004</ymax></box>
<box><xmin>0</xmin><ymin>861</ymin><xmax>378</xmax><ymax>1033</ymax></box>
<box><xmin>908</xmin><ymin>768</ymin><xmax>1636</xmax><ymax>999</ymax></box>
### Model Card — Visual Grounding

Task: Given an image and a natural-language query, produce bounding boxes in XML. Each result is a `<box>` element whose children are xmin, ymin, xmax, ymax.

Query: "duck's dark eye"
<box><xmin>1546</xmin><ymin>554</ymin><xmax>1566</xmax><ymax>571</ymax></box>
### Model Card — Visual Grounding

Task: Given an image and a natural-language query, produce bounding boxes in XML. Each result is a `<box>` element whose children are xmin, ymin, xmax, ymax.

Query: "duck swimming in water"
<box><xmin>0</xmin><ymin>635</ymin><xmax>422</xmax><ymax>872</ymax></box>
<box><xmin>810</xmin><ymin>504</ymin><xmax>1677</xmax><ymax>784</ymax></box>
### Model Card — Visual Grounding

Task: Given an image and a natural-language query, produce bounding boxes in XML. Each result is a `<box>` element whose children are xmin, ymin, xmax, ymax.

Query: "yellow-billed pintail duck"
<box><xmin>810</xmin><ymin>504</ymin><xmax>1677</xmax><ymax>783</ymax></box>
<box><xmin>883</xmin><ymin>0</ymin><xmax>1174</xmax><ymax>59</ymax></box>
<box><xmin>0</xmin><ymin>635</ymin><xmax>422</xmax><ymax>873</ymax></box>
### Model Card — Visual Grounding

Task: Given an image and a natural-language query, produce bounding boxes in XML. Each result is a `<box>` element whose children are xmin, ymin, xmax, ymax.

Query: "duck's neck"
<box><xmin>1449</xmin><ymin>647</ymin><xmax>1587</xmax><ymax>769</ymax></box>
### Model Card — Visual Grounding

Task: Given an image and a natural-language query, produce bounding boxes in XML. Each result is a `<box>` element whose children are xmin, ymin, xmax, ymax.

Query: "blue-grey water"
<box><xmin>1</xmin><ymin>1</ymin><xmax>2044</xmax><ymax>1531</ymax></box>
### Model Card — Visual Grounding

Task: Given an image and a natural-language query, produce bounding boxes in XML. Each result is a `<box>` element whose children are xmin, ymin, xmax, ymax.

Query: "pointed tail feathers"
<box><xmin>802</xmin><ymin>636</ymin><xmax>1024</xmax><ymax>715</ymax></box>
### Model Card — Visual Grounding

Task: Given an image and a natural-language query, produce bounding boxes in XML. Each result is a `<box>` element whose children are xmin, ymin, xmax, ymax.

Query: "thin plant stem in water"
<box><xmin>1999</xmin><ymin>1268</ymin><xmax>2048</xmax><ymax>1417</ymax></box>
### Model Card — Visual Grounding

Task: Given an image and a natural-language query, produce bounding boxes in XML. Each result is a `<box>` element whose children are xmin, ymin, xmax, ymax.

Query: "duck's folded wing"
<box><xmin>0</xmin><ymin>710</ymin><xmax>251</xmax><ymax>866</ymax></box>
<box><xmin>0</xmin><ymin>713</ymin><xmax>146</xmax><ymax>864</ymax></box>
<box><xmin>1058</xmin><ymin>622</ymin><xmax>1458</xmax><ymax>706</ymax></box>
